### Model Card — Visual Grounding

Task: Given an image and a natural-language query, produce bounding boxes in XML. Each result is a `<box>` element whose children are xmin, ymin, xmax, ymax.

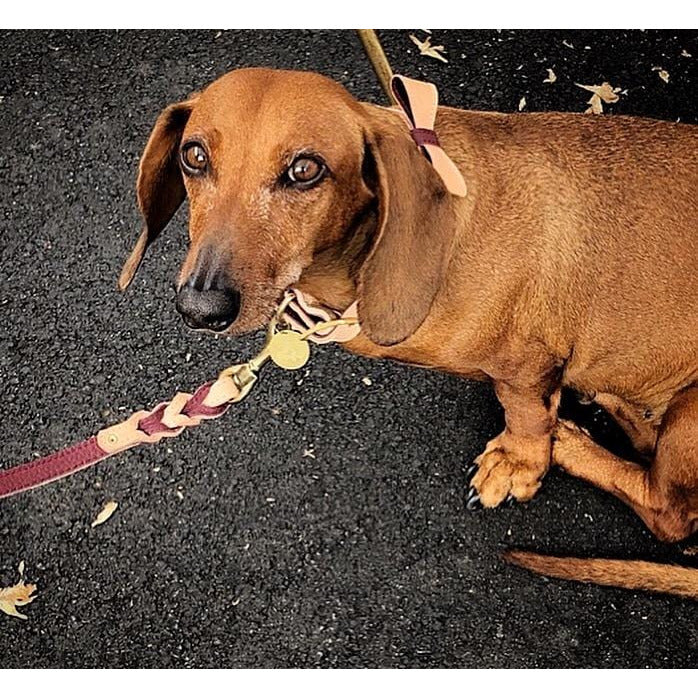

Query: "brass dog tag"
<box><xmin>268</xmin><ymin>330</ymin><xmax>311</xmax><ymax>370</ymax></box>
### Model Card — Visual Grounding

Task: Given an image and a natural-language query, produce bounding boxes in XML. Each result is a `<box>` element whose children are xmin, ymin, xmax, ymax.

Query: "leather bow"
<box><xmin>391</xmin><ymin>75</ymin><xmax>467</xmax><ymax>197</ymax></box>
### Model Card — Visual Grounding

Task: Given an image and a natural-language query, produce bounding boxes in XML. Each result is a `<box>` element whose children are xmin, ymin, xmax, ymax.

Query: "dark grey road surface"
<box><xmin>0</xmin><ymin>30</ymin><xmax>696</xmax><ymax>668</ymax></box>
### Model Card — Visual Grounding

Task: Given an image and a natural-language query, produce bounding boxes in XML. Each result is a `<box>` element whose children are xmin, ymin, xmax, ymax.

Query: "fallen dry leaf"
<box><xmin>575</xmin><ymin>82</ymin><xmax>621</xmax><ymax>114</ymax></box>
<box><xmin>577</xmin><ymin>82</ymin><xmax>621</xmax><ymax>102</ymax></box>
<box><xmin>562</xmin><ymin>39</ymin><xmax>574</xmax><ymax>49</ymax></box>
<box><xmin>681</xmin><ymin>49</ymin><xmax>692</xmax><ymax>58</ymax></box>
<box><xmin>409</xmin><ymin>34</ymin><xmax>448</xmax><ymax>63</ymax></box>
<box><xmin>0</xmin><ymin>562</ymin><xmax>37</xmax><ymax>620</ymax></box>
<box><xmin>682</xmin><ymin>545</ymin><xmax>698</xmax><ymax>556</ymax></box>
<box><xmin>518</xmin><ymin>96</ymin><xmax>527</xmax><ymax>111</ymax></box>
<box><xmin>652</xmin><ymin>67</ymin><xmax>670</xmax><ymax>83</ymax></box>
<box><xmin>543</xmin><ymin>68</ymin><xmax>557</xmax><ymax>84</ymax></box>
<box><xmin>91</xmin><ymin>500</ymin><xmax>118</xmax><ymax>528</ymax></box>
<box><xmin>586</xmin><ymin>94</ymin><xmax>603</xmax><ymax>115</ymax></box>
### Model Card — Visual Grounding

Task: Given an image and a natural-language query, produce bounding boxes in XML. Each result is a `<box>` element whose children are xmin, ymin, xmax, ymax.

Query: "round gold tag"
<box><xmin>268</xmin><ymin>330</ymin><xmax>311</xmax><ymax>370</ymax></box>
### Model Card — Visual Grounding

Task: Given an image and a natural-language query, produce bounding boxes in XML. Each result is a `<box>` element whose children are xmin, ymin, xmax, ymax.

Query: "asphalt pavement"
<box><xmin>0</xmin><ymin>29</ymin><xmax>697</xmax><ymax>668</ymax></box>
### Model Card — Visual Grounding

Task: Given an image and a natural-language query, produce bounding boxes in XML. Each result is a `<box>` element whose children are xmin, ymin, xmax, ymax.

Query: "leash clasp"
<box><xmin>203</xmin><ymin>363</ymin><xmax>259</xmax><ymax>409</ymax></box>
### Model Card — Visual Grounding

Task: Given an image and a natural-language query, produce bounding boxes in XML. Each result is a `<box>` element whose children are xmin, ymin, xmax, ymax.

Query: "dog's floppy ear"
<box><xmin>357</xmin><ymin>112</ymin><xmax>456</xmax><ymax>346</ymax></box>
<box><xmin>118</xmin><ymin>95</ymin><xmax>198</xmax><ymax>291</ymax></box>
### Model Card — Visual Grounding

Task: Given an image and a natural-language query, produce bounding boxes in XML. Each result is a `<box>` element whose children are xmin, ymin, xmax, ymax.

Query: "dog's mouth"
<box><xmin>218</xmin><ymin>259</ymin><xmax>307</xmax><ymax>334</ymax></box>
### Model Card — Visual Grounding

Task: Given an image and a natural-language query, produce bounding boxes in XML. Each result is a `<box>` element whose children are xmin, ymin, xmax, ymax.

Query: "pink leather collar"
<box><xmin>282</xmin><ymin>289</ymin><xmax>360</xmax><ymax>344</ymax></box>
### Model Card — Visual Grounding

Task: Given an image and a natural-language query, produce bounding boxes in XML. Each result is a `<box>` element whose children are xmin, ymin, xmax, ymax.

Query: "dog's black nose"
<box><xmin>176</xmin><ymin>284</ymin><xmax>241</xmax><ymax>332</ymax></box>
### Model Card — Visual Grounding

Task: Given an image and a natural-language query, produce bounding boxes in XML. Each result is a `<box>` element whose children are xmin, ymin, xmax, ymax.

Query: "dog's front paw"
<box><xmin>469</xmin><ymin>434</ymin><xmax>550</xmax><ymax>508</ymax></box>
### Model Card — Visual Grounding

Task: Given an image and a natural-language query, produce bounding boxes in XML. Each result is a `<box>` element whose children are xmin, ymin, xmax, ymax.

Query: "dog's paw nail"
<box><xmin>464</xmin><ymin>463</ymin><xmax>479</xmax><ymax>482</ymax></box>
<box><xmin>504</xmin><ymin>494</ymin><xmax>516</xmax><ymax>508</ymax></box>
<box><xmin>465</xmin><ymin>487</ymin><xmax>482</xmax><ymax>511</ymax></box>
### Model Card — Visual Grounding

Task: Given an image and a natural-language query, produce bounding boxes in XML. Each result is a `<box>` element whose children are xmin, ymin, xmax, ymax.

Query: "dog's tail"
<box><xmin>503</xmin><ymin>550</ymin><xmax>698</xmax><ymax>598</ymax></box>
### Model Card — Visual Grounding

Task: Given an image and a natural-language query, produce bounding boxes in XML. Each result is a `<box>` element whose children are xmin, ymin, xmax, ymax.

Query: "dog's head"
<box><xmin>120</xmin><ymin>68</ymin><xmax>456</xmax><ymax>345</ymax></box>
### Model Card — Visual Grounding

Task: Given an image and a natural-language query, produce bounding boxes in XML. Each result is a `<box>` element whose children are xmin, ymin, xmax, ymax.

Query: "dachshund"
<box><xmin>119</xmin><ymin>68</ymin><xmax>698</xmax><ymax>598</ymax></box>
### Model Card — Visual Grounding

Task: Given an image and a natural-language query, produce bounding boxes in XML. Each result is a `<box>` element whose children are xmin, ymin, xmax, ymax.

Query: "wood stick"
<box><xmin>356</xmin><ymin>29</ymin><xmax>396</xmax><ymax>104</ymax></box>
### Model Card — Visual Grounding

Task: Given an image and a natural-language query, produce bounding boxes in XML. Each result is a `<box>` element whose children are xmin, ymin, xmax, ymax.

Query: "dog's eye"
<box><xmin>181</xmin><ymin>142</ymin><xmax>208</xmax><ymax>175</ymax></box>
<box><xmin>287</xmin><ymin>156</ymin><xmax>326</xmax><ymax>187</ymax></box>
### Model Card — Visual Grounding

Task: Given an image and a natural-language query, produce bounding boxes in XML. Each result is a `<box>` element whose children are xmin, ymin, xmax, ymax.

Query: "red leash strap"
<box><xmin>0</xmin><ymin>437</ymin><xmax>110</xmax><ymax>500</ymax></box>
<box><xmin>0</xmin><ymin>381</ymin><xmax>232</xmax><ymax>500</ymax></box>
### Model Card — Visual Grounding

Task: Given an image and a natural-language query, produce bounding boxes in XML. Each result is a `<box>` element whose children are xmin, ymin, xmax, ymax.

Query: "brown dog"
<box><xmin>119</xmin><ymin>68</ymin><xmax>698</xmax><ymax>597</ymax></box>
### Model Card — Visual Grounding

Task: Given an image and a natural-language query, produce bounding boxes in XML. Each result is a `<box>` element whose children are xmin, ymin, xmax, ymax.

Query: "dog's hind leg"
<box><xmin>553</xmin><ymin>385</ymin><xmax>698</xmax><ymax>542</ymax></box>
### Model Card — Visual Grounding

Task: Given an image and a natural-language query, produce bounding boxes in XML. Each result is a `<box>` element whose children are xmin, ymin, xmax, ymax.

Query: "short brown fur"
<box><xmin>121</xmin><ymin>68</ymin><xmax>698</xmax><ymax>597</ymax></box>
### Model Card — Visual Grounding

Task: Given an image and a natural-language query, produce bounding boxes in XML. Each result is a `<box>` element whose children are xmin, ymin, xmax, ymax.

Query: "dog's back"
<box><xmin>435</xmin><ymin>107</ymin><xmax>698</xmax><ymax>409</ymax></box>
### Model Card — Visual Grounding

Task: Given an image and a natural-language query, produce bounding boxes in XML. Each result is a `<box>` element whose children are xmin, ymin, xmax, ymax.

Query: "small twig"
<box><xmin>356</xmin><ymin>29</ymin><xmax>396</xmax><ymax>105</ymax></box>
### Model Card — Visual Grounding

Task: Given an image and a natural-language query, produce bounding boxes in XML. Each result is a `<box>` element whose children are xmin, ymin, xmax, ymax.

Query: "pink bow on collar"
<box><xmin>391</xmin><ymin>75</ymin><xmax>468</xmax><ymax>198</ymax></box>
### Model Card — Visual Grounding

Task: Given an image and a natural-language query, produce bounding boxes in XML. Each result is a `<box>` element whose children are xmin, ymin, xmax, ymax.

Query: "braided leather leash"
<box><xmin>0</xmin><ymin>289</ymin><xmax>359</xmax><ymax>500</ymax></box>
